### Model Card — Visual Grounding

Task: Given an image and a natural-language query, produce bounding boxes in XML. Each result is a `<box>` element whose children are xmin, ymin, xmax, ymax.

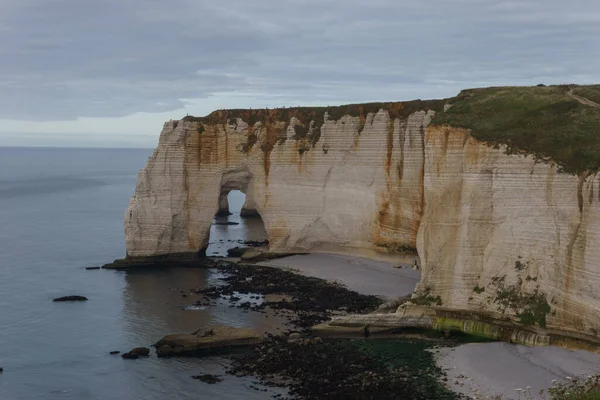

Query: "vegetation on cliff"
<box><xmin>432</xmin><ymin>84</ymin><xmax>600</xmax><ymax>174</ymax></box>
<box><xmin>183</xmin><ymin>100</ymin><xmax>447</xmax><ymax>128</ymax></box>
<box><xmin>489</xmin><ymin>274</ymin><xmax>551</xmax><ymax>328</ymax></box>
<box><xmin>183</xmin><ymin>99</ymin><xmax>447</xmax><ymax>159</ymax></box>
<box><xmin>184</xmin><ymin>84</ymin><xmax>600</xmax><ymax>174</ymax></box>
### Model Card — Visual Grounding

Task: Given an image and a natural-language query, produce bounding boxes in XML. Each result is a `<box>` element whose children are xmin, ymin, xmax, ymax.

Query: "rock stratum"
<box><xmin>125</xmin><ymin>85</ymin><xmax>600</xmax><ymax>344</ymax></box>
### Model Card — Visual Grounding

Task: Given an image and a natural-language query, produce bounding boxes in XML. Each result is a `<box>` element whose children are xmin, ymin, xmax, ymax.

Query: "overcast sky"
<box><xmin>1</xmin><ymin>0</ymin><xmax>599</xmax><ymax>147</ymax></box>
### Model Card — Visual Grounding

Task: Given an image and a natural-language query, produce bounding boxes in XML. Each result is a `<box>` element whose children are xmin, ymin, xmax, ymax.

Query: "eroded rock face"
<box><xmin>125</xmin><ymin>104</ymin><xmax>600</xmax><ymax>342</ymax></box>
<box><xmin>417</xmin><ymin>126</ymin><xmax>600</xmax><ymax>342</ymax></box>
<box><xmin>125</xmin><ymin>106</ymin><xmax>433</xmax><ymax>260</ymax></box>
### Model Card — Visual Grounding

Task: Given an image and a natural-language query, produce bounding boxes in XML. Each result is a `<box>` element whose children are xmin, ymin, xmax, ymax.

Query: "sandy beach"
<box><xmin>260</xmin><ymin>252</ymin><xmax>600</xmax><ymax>399</ymax></box>
<box><xmin>260</xmin><ymin>252</ymin><xmax>420</xmax><ymax>299</ymax></box>
<box><xmin>435</xmin><ymin>342</ymin><xmax>600</xmax><ymax>399</ymax></box>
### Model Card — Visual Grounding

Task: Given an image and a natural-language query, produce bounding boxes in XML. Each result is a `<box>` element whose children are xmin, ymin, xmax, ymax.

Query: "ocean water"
<box><xmin>206</xmin><ymin>190</ymin><xmax>268</xmax><ymax>257</ymax></box>
<box><xmin>0</xmin><ymin>147</ymin><xmax>277</xmax><ymax>400</ymax></box>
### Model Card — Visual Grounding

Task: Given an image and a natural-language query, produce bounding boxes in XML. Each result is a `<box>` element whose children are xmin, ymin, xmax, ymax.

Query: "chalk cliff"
<box><xmin>125</xmin><ymin>85</ymin><xmax>600</xmax><ymax>343</ymax></box>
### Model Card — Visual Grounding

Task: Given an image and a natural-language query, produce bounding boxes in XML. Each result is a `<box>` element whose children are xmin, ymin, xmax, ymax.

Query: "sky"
<box><xmin>1</xmin><ymin>0</ymin><xmax>599</xmax><ymax>148</ymax></box>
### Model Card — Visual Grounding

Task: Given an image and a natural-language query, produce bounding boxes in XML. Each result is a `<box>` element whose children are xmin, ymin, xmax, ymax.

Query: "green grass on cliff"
<box><xmin>431</xmin><ymin>84</ymin><xmax>600</xmax><ymax>174</ymax></box>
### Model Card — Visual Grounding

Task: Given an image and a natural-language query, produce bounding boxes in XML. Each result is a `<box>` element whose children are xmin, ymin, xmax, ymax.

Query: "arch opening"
<box><xmin>205</xmin><ymin>172</ymin><xmax>268</xmax><ymax>257</ymax></box>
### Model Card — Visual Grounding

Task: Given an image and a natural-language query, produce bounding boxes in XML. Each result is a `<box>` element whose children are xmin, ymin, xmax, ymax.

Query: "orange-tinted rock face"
<box><xmin>126</xmin><ymin>102</ymin><xmax>440</xmax><ymax>261</ymax></box>
<box><xmin>125</xmin><ymin>103</ymin><xmax>600</xmax><ymax>343</ymax></box>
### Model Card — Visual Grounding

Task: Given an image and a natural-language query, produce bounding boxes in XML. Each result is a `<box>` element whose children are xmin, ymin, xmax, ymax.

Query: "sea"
<box><xmin>0</xmin><ymin>147</ymin><xmax>278</xmax><ymax>400</ymax></box>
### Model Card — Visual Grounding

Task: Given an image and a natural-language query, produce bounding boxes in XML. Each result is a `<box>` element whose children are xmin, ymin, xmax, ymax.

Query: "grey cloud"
<box><xmin>1</xmin><ymin>0</ymin><xmax>599</xmax><ymax>121</ymax></box>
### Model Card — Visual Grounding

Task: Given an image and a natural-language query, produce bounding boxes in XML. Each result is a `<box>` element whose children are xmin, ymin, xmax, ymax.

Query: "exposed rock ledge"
<box><xmin>155</xmin><ymin>325</ymin><xmax>263</xmax><ymax>357</ymax></box>
<box><xmin>123</xmin><ymin>86</ymin><xmax>600</xmax><ymax>344</ymax></box>
<box><xmin>312</xmin><ymin>306</ymin><xmax>600</xmax><ymax>351</ymax></box>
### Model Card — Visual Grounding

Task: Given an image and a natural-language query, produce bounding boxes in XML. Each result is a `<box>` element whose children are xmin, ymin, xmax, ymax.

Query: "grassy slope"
<box><xmin>573</xmin><ymin>86</ymin><xmax>600</xmax><ymax>105</ymax></box>
<box><xmin>432</xmin><ymin>85</ymin><xmax>600</xmax><ymax>174</ymax></box>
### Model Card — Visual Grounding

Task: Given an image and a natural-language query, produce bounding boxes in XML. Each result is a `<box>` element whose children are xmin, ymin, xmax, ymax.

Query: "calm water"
<box><xmin>0</xmin><ymin>147</ymin><xmax>277</xmax><ymax>400</ymax></box>
<box><xmin>206</xmin><ymin>191</ymin><xmax>268</xmax><ymax>257</ymax></box>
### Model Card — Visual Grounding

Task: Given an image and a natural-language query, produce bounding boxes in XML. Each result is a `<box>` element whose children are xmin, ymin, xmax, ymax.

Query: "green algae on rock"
<box><xmin>228</xmin><ymin>335</ymin><xmax>462</xmax><ymax>400</ymax></box>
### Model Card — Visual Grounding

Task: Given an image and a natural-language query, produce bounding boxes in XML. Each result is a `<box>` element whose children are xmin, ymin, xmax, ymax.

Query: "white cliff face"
<box><xmin>125</xmin><ymin>107</ymin><xmax>600</xmax><ymax>340</ymax></box>
<box><xmin>417</xmin><ymin>126</ymin><xmax>600</xmax><ymax>340</ymax></box>
<box><xmin>126</xmin><ymin>108</ymin><xmax>432</xmax><ymax>260</ymax></box>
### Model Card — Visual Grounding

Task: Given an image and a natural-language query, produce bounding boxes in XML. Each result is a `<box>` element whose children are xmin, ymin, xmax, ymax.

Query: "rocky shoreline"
<box><xmin>228</xmin><ymin>334</ymin><xmax>461</xmax><ymax>400</ymax></box>
<box><xmin>115</xmin><ymin>256</ymin><xmax>470</xmax><ymax>399</ymax></box>
<box><xmin>195</xmin><ymin>260</ymin><xmax>383</xmax><ymax>329</ymax></box>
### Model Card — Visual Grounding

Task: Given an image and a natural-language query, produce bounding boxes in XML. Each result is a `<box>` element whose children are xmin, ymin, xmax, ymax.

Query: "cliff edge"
<box><xmin>125</xmin><ymin>84</ymin><xmax>600</xmax><ymax>344</ymax></box>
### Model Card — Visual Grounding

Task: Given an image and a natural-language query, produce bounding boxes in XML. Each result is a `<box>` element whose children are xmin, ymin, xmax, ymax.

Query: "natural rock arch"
<box><xmin>201</xmin><ymin>167</ymin><xmax>268</xmax><ymax>252</ymax></box>
<box><xmin>124</xmin><ymin>89</ymin><xmax>600</xmax><ymax>344</ymax></box>
<box><xmin>216</xmin><ymin>170</ymin><xmax>260</xmax><ymax>218</ymax></box>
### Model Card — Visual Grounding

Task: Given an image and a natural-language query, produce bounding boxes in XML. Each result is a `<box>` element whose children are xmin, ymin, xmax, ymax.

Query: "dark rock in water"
<box><xmin>85</xmin><ymin>266</ymin><xmax>100</xmax><ymax>270</ymax></box>
<box><xmin>213</xmin><ymin>221</ymin><xmax>239</xmax><ymax>226</ymax></box>
<box><xmin>109</xmin><ymin>351</ymin><xmax>120</xmax><ymax>355</ymax></box>
<box><xmin>53</xmin><ymin>296</ymin><xmax>88</xmax><ymax>302</ymax></box>
<box><xmin>157</xmin><ymin>345</ymin><xmax>175</xmax><ymax>358</ymax></box>
<box><xmin>226</xmin><ymin>247</ymin><xmax>248</xmax><ymax>258</ymax></box>
<box><xmin>191</xmin><ymin>374</ymin><xmax>223</xmax><ymax>384</ymax></box>
<box><xmin>130</xmin><ymin>347</ymin><xmax>150</xmax><ymax>356</ymax></box>
<box><xmin>215</xmin><ymin>210</ymin><xmax>232</xmax><ymax>217</ymax></box>
<box><xmin>122</xmin><ymin>347</ymin><xmax>150</xmax><ymax>359</ymax></box>
<box><xmin>0</xmin><ymin>367</ymin><xmax>3</xmax><ymax>373</ymax></box>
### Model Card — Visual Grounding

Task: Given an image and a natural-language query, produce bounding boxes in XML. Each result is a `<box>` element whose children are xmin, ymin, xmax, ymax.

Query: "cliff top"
<box><xmin>182</xmin><ymin>99</ymin><xmax>448</xmax><ymax>127</ymax></box>
<box><xmin>182</xmin><ymin>84</ymin><xmax>600</xmax><ymax>174</ymax></box>
<box><xmin>432</xmin><ymin>84</ymin><xmax>600</xmax><ymax>174</ymax></box>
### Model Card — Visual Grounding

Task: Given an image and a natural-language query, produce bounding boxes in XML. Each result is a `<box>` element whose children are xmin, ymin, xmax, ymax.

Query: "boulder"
<box><xmin>240</xmin><ymin>249</ymin><xmax>268</xmax><ymax>262</ymax></box>
<box><xmin>53</xmin><ymin>296</ymin><xmax>88</xmax><ymax>302</ymax></box>
<box><xmin>157</xmin><ymin>345</ymin><xmax>175</xmax><ymax>357</ymax></box>
<box><xmin>191</xmin><ymin>374</ymin><xmax>223</xmax><ymax>384</ymax></box>
<box><xmin>264</xmin><ymin>293</ymin><xmax>294</xmax><ymax>303</ymax></box>
<box><xmin>226</xmin><ymin>247</ymin><xmax>248</xmax><ymax>258</ymax></box>
<box><xmin>122</xmin><ymin>347</ymin><xmax>150</xmax><ymax>359</ymax></box>
<box><xmin>287</xmin><ymin>332</ymin><xmax>302</xmax><ymax>343</ymax></box>
<box><xmin>155</xmin><ymin>325</ymin><xmax>263</xmax><ymax>357</ymax></box>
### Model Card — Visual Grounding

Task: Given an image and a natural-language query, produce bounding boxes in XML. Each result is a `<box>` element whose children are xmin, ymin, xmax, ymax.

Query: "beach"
<box><xmin>259</xmin><ymin>252</ymin><xmax>420</xmax><ymax>299</ymax></box>
<box><xmin>259</xmin><ymin>252</ymin><xmax>600</xmax><ymax>399</ymax></box>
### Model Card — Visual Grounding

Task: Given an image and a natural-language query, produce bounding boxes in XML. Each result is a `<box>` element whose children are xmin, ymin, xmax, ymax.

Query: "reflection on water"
<box><xmin>0</xmin><ymin>149</ymin><xmax>281</xmax><ymax>400</ymax></box>
<box><xmin>116</xmin><ymin>266</ymin><xmax>289</xmax><ymax>400</ymax></box>
<box><xmin>121</xmin><ymin>268</ymin><xmax>286</xmax><ymax>345</ymax></box>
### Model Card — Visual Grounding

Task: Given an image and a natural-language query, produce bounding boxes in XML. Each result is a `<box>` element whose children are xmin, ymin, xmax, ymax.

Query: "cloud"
<box><xmin>0</xmin><ymin>0</ymin><xmax>599</xmax><ymax>122</ymax></box>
